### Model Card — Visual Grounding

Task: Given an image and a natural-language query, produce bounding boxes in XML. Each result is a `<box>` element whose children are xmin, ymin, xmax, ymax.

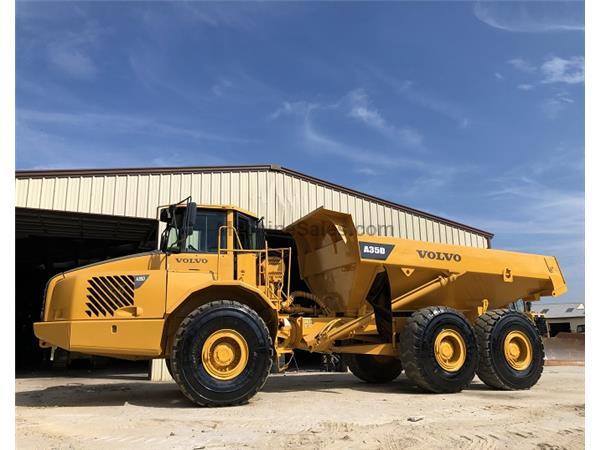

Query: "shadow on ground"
<box><xmin>15</xmin><ymin>372</ymin><xmax>499</xmax><ymax>409</ymax></box>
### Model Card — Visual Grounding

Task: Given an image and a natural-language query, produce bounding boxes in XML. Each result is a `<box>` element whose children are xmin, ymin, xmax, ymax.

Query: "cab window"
<box><xmin>185</xmin><ymin>209</ymin><xmax>227</xmax><ymax>253</ymax></box>
<box><xmin>236</xmin><ymin>213</ymin><xmax>265</xmax><ymax>250</ymax></box>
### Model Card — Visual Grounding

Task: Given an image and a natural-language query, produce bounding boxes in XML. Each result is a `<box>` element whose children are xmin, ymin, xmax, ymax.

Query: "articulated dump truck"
<box><xmin>34</xmin><ymin>200</ymin><xmax>567</xmax><ymax>406</ymax></box>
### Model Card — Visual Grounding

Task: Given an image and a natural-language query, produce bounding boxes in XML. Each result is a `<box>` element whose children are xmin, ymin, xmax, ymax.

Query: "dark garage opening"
<box><xmin>16</xmin><ymin>208</ymin><xmax>157</xmax><ymax>372</ymax></box>
<box><xmin>549</xmin><ymin>322</ymin><xmax>572</xmax><ymax>337</ymax></box>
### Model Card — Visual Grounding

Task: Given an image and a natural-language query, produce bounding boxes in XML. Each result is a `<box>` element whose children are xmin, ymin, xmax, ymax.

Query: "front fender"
<box><xmin>166</xmin><ymin>280</ymin><xmax>277</xmax><ymax>315</ymax></box>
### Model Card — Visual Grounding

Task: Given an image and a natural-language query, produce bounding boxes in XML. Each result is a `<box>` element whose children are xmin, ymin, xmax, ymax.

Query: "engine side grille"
<box><xmin>85</xmin><ymin>275</ymin><xmax>135</xmax><ymax>317</ymax></box>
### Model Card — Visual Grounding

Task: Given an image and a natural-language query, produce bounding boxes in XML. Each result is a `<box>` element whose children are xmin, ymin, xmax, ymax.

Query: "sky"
<box><xmin>16</xmin><ymin>1</ymin><xmax>584</xmax><ymax>302</ymax></box>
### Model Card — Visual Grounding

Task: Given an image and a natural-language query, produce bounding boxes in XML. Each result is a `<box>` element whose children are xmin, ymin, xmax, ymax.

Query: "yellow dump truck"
<box><xmin>34</xmin><ymin>199</ymin><xmax>567</xmax><ymax>406</ymax></box>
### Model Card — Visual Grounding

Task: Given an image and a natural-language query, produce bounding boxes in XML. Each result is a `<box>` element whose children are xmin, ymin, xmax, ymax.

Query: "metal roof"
<box><xmin>532</xmin><ymin>303</ymin><xmax>585</xmax><ymax>319</ymax></box>
<box><xmin>15</xmin><ymin>164</ymin><xmax>494</xmax><ymax>240</ymax></box>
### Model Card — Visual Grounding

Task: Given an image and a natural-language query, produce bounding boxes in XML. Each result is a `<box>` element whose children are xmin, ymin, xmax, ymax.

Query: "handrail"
<box><xmin>213</xmin><ymin>225</ymin><xmax>291</xmax><ymax>303</ymax></box>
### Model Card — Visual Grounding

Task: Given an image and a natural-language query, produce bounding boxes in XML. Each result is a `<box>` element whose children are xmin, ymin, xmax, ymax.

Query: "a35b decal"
<box><xmin>359</xmin><ymin>242</ymin><xmax>395</xmax><ymax>260</ymax></box>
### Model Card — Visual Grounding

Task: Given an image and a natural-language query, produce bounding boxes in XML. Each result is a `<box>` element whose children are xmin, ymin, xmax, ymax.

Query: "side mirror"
<box><xmin>159</xmin><ymin>208</ymin><xmax>171</xmax><ymax>223</ymax></box>
<box><xmin>182</xmin><ymin>202</ymin><xmax>197</xmax><ymax>238</ymax></box>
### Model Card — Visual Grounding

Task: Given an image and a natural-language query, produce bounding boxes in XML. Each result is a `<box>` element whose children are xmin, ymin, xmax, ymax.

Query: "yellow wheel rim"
<box><xmin>202</xmin><ymin>329</ymin><xmax>249</xmax><ymax>380</ymax></box>
<box><xmin>503</xmin><ymin>330</ymin><xmax>533</xmax><ymax>371</ymax></box>
<box><xmin>434</xmin><ymin>329</ymin><xmax>466</xmax><ymax>372</ymax></box>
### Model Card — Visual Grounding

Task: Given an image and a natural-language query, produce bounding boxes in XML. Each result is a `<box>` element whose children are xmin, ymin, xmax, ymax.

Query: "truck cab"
<box><xmin>34</xmin><ymin>200</ymin><xmax>288</xmax><ymax>361</ymax></box>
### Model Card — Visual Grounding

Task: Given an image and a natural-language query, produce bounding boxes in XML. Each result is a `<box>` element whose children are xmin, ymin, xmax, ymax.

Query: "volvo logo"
<box><xmin>416</xmin><ymin>250</ymin><xmax>462</xmax><ymax>262</ymax></box>
<box><xmin>175</xmin><ymin>257</ymin><xmax>209</xmax><ymax>264</ymax></box>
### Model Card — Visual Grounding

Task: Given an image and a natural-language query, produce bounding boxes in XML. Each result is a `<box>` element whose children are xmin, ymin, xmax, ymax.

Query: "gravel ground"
<box><xmin>16</xmin><ymin>365</ymin><xmax>584</xmax><ymax>449</ymax></box>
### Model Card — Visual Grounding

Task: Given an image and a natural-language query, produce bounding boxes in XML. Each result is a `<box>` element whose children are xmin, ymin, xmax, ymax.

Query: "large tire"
<box><xmin>343</xmin><ymin>354</ymin><xmax>403</xmax><ymax>383</ymax></box>
<box><xmin>170</xmin><ymin>300</ymin><xmax>273</xmax><ymax>407</ymax></box>
<box><xmin>400</xmin><ymin>306</ymin><xmax>478</xmax><ymax>393</ymax></box>
<box><xmin>475</xmin><ymin>309</ymin><xmax>544</xmax><ymax>390</ymax></box>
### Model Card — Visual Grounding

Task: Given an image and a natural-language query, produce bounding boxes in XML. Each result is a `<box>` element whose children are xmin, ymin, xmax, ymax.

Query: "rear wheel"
<box><xmin>343</xmin><ymin>353</ymin><xmax>403</xmax><ymax>383</ymax></box>
<box><xmin>400</xmin><ymin>306</ymin><xmax>477</xmax><ymax>393</ymax></box>
<box><xmin>170</xmin><ymin>300</ymin><xmax>273</xmax><ymax>406</ymax></box>
<box><xmin>475</xmin><ymin>309</ymin><xmax>544</xmax><ymax>390</ymax></box>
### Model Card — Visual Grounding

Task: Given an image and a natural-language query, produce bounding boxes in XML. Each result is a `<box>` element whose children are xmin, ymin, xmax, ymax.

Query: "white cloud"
<box><xmin>541</xmin><ymin>92</ymin><xmax>575</xmax><ymax>119</ymax></box>
<box><xmin>474</xmin><ymin>2</ymin><xmax>584</xmax><ymax>33</ymax></box>
<box><xmin>21</xmin><ymin>13</ymin><xmax>111</xmax><ymax>80</ymax></box>
<box><xmin>355</xmin><ymin>167</ymin><xmax>378</xmax><ymax>176</ymax></box>
<box><xmin>18</xmin><ymin>109</ymin><xmax>257</xmax><ymax>144</ymax></box>
<box><xmin>211</xmin><ymin>78</ymin><xmax>233</xmax><ymax>96</ymax></box>
<box><xmin>540</xmin><ymin>56</ymin><xmax>584</xmax><ymax>84</ymax></box>
<box><xmin>494</xmin><ymin>72</ymin><xmax>504</xmax><ymax>80</ymax></box>
<box><xmin>378</xmin><ymin>77</ymin><xmax>471</xmax><ymax>129</ymax></box>
<box><xmin>267</xmin><ymin>101</ymin><xmax>315</xmax><ymax>121</ymax></box>
<box><xmin>268</xmin><ymin>89</ymin><xmax>423</xmax><ymax>148</ymax></box>
<box><xmin>47</xmin><ymin>42</ymin><xmax>96</xmax><ymax>79</ymax></box>
<box><xmin>346</xmin><ymin>89</ymin><xmax>423</xmax><ymax>147</ymax></box>
<box><xmin>508</xmin><ymin>58</ymin><xmax>537</xmax><ymax>74</ymax></box>
<box><xmin>292</xmin><ymin>106</ymin><xmax>475</xmax><ymax>196</ymax></box>
<box><xmin>517</xmin><ymin>84</ymin><xmax>535</xmax><ymax>91</ymax></box>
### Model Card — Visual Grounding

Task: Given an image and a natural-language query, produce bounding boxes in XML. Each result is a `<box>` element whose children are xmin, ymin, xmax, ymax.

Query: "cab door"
<box><xmin>166</xmin><ymin>209</ymin><xmax>234</xmax><ymax>312</ymax></box>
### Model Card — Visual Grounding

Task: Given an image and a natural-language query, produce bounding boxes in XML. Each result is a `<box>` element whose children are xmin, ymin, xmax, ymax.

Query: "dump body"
<box><xmin>286</xmin><ymin>208</ymin><xmax>566</xmax><ymax>316</ymax></box>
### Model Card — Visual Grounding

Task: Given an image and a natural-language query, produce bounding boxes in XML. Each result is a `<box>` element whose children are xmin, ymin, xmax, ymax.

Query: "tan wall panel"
<box><xmin>101</xmin><ymin>177</ymin><xmax>115</xmax><ymax>215</ymax></box>
<box><xmin>146</xmin><ymin>175</ymin><xmax>160</xmax><ymax>218</ymax></box>
<box><xmin>39</xmin><ymin>178</ymin><xmax>55</xmax><ymax>210</ymax></box>
<box><xmin>181</xmin><ymin>174</ymin><xmax>192</xmax><ymax>202</ymax></box>
<box><xmin>238</xmin><ymin>172</ymin><xmax>248</xmax><ymax>210</ymax></box>
<box><xmin>89</xmin><ymin>177</ymin><xmax>104</xmax><ymax>214</ymax></box>
<box><xmin>136</xmin><ymin>175</ymin><xmax>149</xmax><ymax>218</ymax></box>
<box><xmin>53</xmin><ymin>178</ymin><xmax>68</xmax><ymax>211</ymax></box>
<box><xmin>26</xmin><ymin>178</ymin><xmax>42</xmax><ymax>209</ymax></box>
<box><xmin>405</xmin><ymin>212</ymin><xmax>414</xmax><ymax>240</ymax></box>
<box><xmin>220</xmin><ymin>172</ymin><xmax>230</xmax><ymax>205</ymax></box>
<box><xmin>16</xmin><ymin>178</ymin><xmax>29</xmax><ymax>207</ymax></box>
<box><xmin>113</xmin><ymin>176</ymin><xmax>127</xmax><ymax>215</ymax></box>
<box><xmin>65</xmin><ymin>177</ymin><xmax>79</xmax><ymax>212</ymax></box>
<box><xmin>124</xmin><ymin>176</ymin><xmax>138</xmax><ymax>217</ymax></box>
<box><xmin>77</xmin><ymin>177</ymin><xmax>92</xmax><ymax>213</ymax></box>
<box><xmin>230</xmin><ymin>172</ymin><xmax>240</xmax><ymax>208</ymax></box>
<box><xmin>265</xmin><ymin>171</ymin><xmax>276</xmax><ymax>225</ymax></box>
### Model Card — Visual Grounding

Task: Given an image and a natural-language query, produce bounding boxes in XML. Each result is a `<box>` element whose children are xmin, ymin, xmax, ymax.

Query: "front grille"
<box><xmin>85</xmin><ymin>275</ymin><xmax>135</xmax><ymax>317</ymax></box>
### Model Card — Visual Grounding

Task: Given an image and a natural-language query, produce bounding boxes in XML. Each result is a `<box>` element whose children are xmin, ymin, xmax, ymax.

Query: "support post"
<box><xmin>148</xmin><ymin>359</ymin><xmax>173</xmax><ymax>382</ymax></box>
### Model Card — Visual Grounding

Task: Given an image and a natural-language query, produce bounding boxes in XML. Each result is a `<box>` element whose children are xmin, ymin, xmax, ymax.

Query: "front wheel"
<box><xmin>170</xmin><ymin>300</ymin><xmax>273</xmax><ymax>407</ymax></box>
<box><xmin>475</xmin><ymin>309</ymin><xmax>544</xmax><ymax>390</ymax></box>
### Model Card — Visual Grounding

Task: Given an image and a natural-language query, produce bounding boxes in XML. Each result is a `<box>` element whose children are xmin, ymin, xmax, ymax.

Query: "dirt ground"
<box><xmin>16</xmin><ymin>366</ymin><xmax>584</xmax><ymax>450</ymax></box>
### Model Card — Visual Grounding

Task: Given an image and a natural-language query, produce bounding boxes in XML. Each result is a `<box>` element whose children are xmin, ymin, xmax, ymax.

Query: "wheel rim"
<box><xmin>434</xmin><ymin>328</ymin><xmax>466</xmax><ymax>372</ymax></box>
<box><xmin>201</xmin><ymin>329</ymin><xmax>249</xmax><ymax>380</ymax></box>
<box><xmin>503</xmin><ymin>330</ymin><xmax>533</xmax><ymax>371</ymax></box>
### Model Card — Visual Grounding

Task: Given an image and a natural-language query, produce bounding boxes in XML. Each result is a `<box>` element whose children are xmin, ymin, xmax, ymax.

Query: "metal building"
<box><xmin>15</xmin><ymin>164</ymin><xmax>492</xmax><ymax>373</ymax></box>
<box><xmin>532</xmin><ymin>303</ymin><xmax>585</xmax><ymax>335</ymax></box>
<box><xmin>16</xmin><ymin>164</ymin><xmax>491</xmax><ymax>246</ymax></box>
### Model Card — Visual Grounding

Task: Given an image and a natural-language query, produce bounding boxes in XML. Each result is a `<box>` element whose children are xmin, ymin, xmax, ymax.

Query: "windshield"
<box><xmin>162</xmin><ymin>208</ymin><xmax>227</xmax><ymax>253</ymax></box>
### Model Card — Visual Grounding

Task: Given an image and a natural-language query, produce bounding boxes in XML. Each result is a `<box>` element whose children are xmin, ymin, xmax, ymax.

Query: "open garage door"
<box><xmin>16</xmin><ymin>208</ymin><xmax>158</xmax><ymax>370</ymax></box>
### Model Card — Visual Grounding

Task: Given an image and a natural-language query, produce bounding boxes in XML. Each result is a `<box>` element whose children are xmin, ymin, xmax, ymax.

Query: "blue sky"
<box><xmin>16</xmin><ymin>1</ymin><xmax>584</xmax><ymax>302</ymax></box>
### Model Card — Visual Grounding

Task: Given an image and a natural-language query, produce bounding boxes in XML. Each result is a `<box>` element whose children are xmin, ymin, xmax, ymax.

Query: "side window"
<box><xmin>185</xmin><ymin>210</ymin><xmax>227</xmax><ymax>253</ymax></box>
<box><xmin>236</xmin><ymin>213</ymin><xmax>265</xmax><ymax>250</ymax></box>
<box><xmin>237</xmin><ymin>214</ymin><xmax>253</xmax><ymax>249</ymax></box>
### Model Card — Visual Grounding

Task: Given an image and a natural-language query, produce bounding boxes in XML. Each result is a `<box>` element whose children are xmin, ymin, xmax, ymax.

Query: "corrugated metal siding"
<box><xmin>15</xmin><ymin>169</ymin><xmax>488</xmax><ymax>248</ymax></box>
